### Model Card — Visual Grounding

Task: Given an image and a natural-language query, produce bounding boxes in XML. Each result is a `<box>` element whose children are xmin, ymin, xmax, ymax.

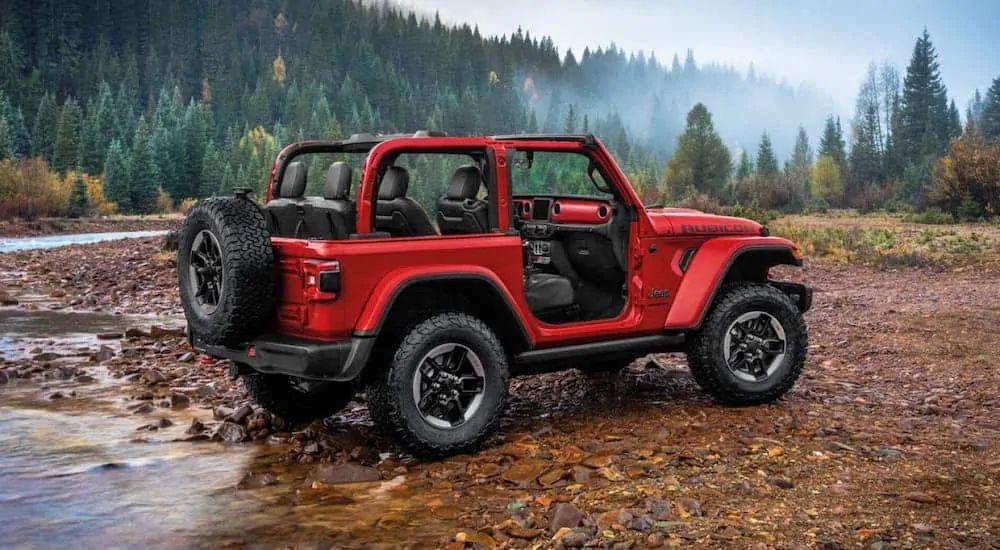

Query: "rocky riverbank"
<box><xmin>1</xmin><ymin>237</ymin><xmax>999</xmax><ymax>548</ymax></box>
<box><xmin>0</xmin><ymin>216</ymin><xmax>181</xmax><ymax>238</ymax></box>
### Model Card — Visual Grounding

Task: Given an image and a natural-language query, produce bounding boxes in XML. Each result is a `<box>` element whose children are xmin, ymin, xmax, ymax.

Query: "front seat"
<box><xmin>437</xmin><ymin>165</ymin><xmax>489</xmax><ymax>234</ymax></box>
<box><xmin>302</xmin><ymin>161</ymin><xmax>356</xmax><ymax>239</ymax></box>
<box><xmin>375</xmin><ymin>166</ymin><xmax>437</xmax><ymax>237</ymax></box>
<box><xmin>265</xmin><ymin>161</ymin><xmax>309</xmax><ymax>238</ymax></box>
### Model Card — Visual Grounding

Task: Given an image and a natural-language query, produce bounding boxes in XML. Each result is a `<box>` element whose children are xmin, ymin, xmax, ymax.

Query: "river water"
<box><xmin>0</xmin><ymin>230</ymin><xmax>169</xmax><ymax>254</ymax></box>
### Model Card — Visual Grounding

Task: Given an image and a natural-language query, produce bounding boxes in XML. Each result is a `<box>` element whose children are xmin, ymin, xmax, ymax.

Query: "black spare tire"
<box><xmin>178</xmin><ymin>196</ymin><xmax>275</xmax><ymax>346</ymax></box>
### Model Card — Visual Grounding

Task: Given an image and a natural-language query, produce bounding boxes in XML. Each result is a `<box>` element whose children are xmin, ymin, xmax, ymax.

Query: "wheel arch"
<box><xmin>665</xmin><ymin>240</ymin><xmax>802</xmax><ymax>330</ymax></box>
<box><xmin>356</xmin><ymin>272</ymin><xmax>533</xmax><ymax>364</ymax></box>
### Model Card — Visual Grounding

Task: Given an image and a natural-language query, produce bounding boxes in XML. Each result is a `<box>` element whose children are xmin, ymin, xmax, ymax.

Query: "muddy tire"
<box><xmin>686</xmin><ymin>282</ymin><xmax>807</xmax><ymax>405</ymax></box>
<box><xmin>367</xmin><ymin>312</ymin><xmax>509</xmax><ymax>458</ymax></box>
<box><xmin>177</xmin><ymin>197</ymin><xmax>275</xmax><ymax>346</ymax></box>
<box><xmin>242</xmin><ymin>370</ymin><xmax>356</xmax><ymax>423</ymax></box>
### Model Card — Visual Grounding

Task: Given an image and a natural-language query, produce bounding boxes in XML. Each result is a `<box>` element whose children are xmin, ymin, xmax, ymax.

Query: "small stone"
<box><xmin>628</xmin><ymin>516</ymin><xmax>654</xmax><ymax>531</ymax></box>
<box><xmin>572</xmin><ymin>465</ymin><xmax>591</xmax><ymax>483</ymax></box>
<box><xmin>92</xmin><ymin>344</ymin><xmax>116</xmax><ymax>363</ymax></box>
<box><xmin>906</xmin><ymin>491</ymin><xmax>936</xmax><ymax>504</ymax></box>
<box><xmin>134</xmin><ymin>391</ymin><xmax>154</xmax><ymax>401</ymax></box>
<box><xmin>177</xmin><ymin>352</ymin><xmax>195</xmax><ymax>363</ymax></box>
<box><xmin>169</xmin><ymin>392</ymin><xmax>190</xmax><ymax>409</ymax></box>
<box><xmin>214</xmin><ymin>405</ymin><xmax>235</xmax><ymax>419</ymax></box>
<box><xmin>912</xmin><ymin>523</ymin><xmax>934</xmax><ymax>535</ymax></box>
<box><xmin>561</xmin><ymin>530</ymin><xmax>590</xmax><ymax>548</ymax></box>
<box><xmin>186</xmin><ymin>418</ymin><xmax>206</xmax><ymax>434</ymax></box>
<box><xmin>870</xmin><ymin>542</ymin><xmax>891</xmax><ymax>550</ymax></box>
<box><xmin>33</xmin><ymin>352</ymin><xmax>61</xmax><ymax>362</ymax></box>
<box><xmin>124</xmin><ymin>327</ymin><xmax>148</xmax><ymax>338</ymax></box>
<box><xmin>678</xmin><ymin>497</ymin><xmax>702</xmax><ymax>517</ymax></box>
<box><xmin>502</xmin><ymin>458</ymin><xmax>550</xmax><ymax>485</ymax></box>
<box><xmin>550</xmin><ymin>503</ymin><xmax>585</xmax><ymax>532</ymax></box>
<box><xmin>504</xmin><ymin>524</ymin><xmax>543</xmax><ymax>539</ymax></box>
<box><xmin>307</xmin><ymin>463</ymin><xmax>381</xmax><ymax>485</ymax></box>
<box><xmin>228</xmin><ymin>404</ymin><xmax>253</xmax><ymax>424</ymax></box>
<box><xmin>964</xmin><ymin>439</ymin><xmax>989</xmax><ymax>452</ymax></box>
<box><xmin>47</xmin><ymin>391</ymin><xmax>65</xmax><ymax>400</ymax></box>
<box><xmin>646</xmin><ymin>533</ymin><xmax>664</xmax><ymax>548</ymax></box>
<box><xmin>140</xmin><ymin>369</ymin><xmax>166</xmax><ymax>385</ymax></box>
<box><xmin>213</xmin><ymin>421</ymin><xmax>247</xmax><ymax>444</ymax></box>
<box><xmin>237</xmin><ymin>471</ymin><xmax>278</xmax><ymax>489</ymax></box>
<box><xmin>149</xmin><ymin>325</ymin><xmax>185</xmax><ymax>339</ymax></box>
<box><xmin>96</xmin><ymin>332</ymin><xmax>123</xmax><ymax>340</ymax></box>
<box><xmin>49</xmin><ymin>289</ymin><xmax>66</xmax><ymax>298</ymax></box>
<box><xmin>130</xmin><ymin>402</ymin><xmax>155</xmax><ymax>414</ymax></box>
<box><xmin>770</xmin><ymin>476</ymin><xmax>794</xmax><ymax>489</ymax></box>
<box><xmin>246</xmin><ymin>412</ymin><xmax>269</xmax><ymax>432</ymax></box>
<box><xmin>0</xmin><ymin>370</ymin><xmax>8</xmax><ymax>385</ymax></box>
<box><xmin>0</xmin><ymin>291</ymin><xmax>18</xmax><ymax>306</ymax></box>
<box><xmin>156</xmin><ymin>417</ymin><xmax>173</xmax><ymax>429</ymax></box>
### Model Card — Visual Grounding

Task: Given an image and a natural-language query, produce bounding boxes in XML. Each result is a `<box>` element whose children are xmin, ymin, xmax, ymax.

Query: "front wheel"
<box><xmin>686</xmin><ymin>282</ymin><xmax>807</xmax><ymax>405</ymax></box>
<box><xmin>367</xmin><ymin>312</ymin><xmax>509</xmax><ymax>458</ymax></box>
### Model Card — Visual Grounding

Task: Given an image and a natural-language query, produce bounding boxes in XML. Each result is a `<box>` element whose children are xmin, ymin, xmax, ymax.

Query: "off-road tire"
<box><xmin>686</xmin><ymin>282</ymin><xmax>807</xmax><ymax>405</ymax></box>
<box><xmin>241</xmin><ymin>370</ymin><xmax>356</xmax><ymax>423</ymax></box>
<box><xmin>177</xmin><ymin>197</ymin><xmax>275</xmax><ymax>346</ymax></box>
<box><xmin>367</xmin><ymin>312</ymin><xmax>509</xmax><ymax>458</ymax></box>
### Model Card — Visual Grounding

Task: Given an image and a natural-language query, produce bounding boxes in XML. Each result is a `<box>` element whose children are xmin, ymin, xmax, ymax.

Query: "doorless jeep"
<box><xmin>177</xmin><ymin>132</ymin><xmax>812</xmax><ymax>457</ymax></box>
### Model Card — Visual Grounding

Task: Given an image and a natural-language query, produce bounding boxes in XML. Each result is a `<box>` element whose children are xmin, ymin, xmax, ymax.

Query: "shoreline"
<box><xmin>0</xmin><ymin>216</ymin><xmax>182</xmax><ymax>238</ymax></box>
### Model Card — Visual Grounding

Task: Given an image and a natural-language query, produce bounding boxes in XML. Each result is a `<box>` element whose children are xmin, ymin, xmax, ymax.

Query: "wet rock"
<box><xmin>162</xmin><ymin>230</ymin><xmax>180</xmax><ymax>251</ymax></box>
<box><xmin>124</xmin><ymin>327</ymin><xmax>149</xmax><ymax>338</ymax></box>
<box><xmin>538</xmin><ymin>467</ymin><xmax>566</xmax><ymax>486</ymax></box>
<box><xmin>307</xmin><ymin>463</ymin><xmax>381</xmax><ymax>485</ymax></box>
<box><xmin>32</xmin><ymin>352</ymin><xmax>61</xmax><ymax>362</ymax></box>
<box><xmin>213</xmin><ymin>421</ymin><xmax>248</xmax><ymax>444</ymax></box>
<box><xmin>597</xmin><ymin>509</ymin><xmax>633</xmax><ymax>528</ymax></box>
<box><xmin>156</xmin><ymin>417</ymin><xmax>173</xmax><ymax>429</ymax></box>
<box><xmin>49</xmin><ymin>289</ymin><xmax>66</xmax><ymax>298</ymax></box>
<box><xmin>0</xmin><ymin>370</ymin><xmax>8</xmax><ymax>385</ymax></box>
<box><xmin>186</xmin><ymin>418</ymin><xmax>206</xmax><ymax>434</ymax></box>
<box><xmin>503</xmin><ymin>523</ymin><xmax>543</xmax><ymax>540</ymax></box>
<box><xmin>96</xmin><ymin>332</ymin><xmax>123</xmax><ymax>340</ymax></box>
<box><xmin>0</xmin><ymin>291</ymin><xmax>18</xmax><ymax>306</ymax></box>
<box><xmin>177</xmin><ymin>352</ymin><xmax>195</xmax><ymax>363</ymax></box>
<box><xmin>246</xmin><ymin>412</ymin><xmax>269</xmax><ymax>432</ymax></box>
<box><xmin>572</xmin><ymin>466</ymin><xmax>592</xmax><ymax>483</ymax></box>
<box><xmin>169</xmin><ymin>392</ymin><xmax>190</xmax><ymax>409</ymax></box>
<box><xmin>149</xmin><ymin>325</ymin><xmax>184</xmax><ymax>339</ymax></box>
<box><xmin>502</xmin><ymin>458</ymin><xmax>550</xmax><ymax>485</ymax></box>
<box><xmin>47</xmin><ymin>391</ymin><xmax>65</xmax><ymax>400</ymax></box>
<box><xmin>561</xmin><ymin>530</ymin><xmax>590</xmax><ymax>548</ymax></box>
<box><xmin>645</xmin><ymin>533</ymin><xmax>664</xmax><ymax>548</ymax></box>
<box><xmin>92</xmin><ymin>345</ymin><xmax>115</xmax><ymax>363</ymax></box>
<box><xmin>906</xmin><ymin>491</ymin><xmax>936</xmax><ymax>504</ymax></box>
<box><xmin>129</xmin><ymin>402</ymin><xmax>155</xmax><ymax>414</ymax></box>
<box><xmin>237</xmin><ymin>471</ymin><xmax>278</xmax><ymax>489</ymax></box>
<box><xmin>134</xmin><ymin>391</ymin><xmax>154</xmax><ymax>401</ymax></box>
<box><xmin>140</xmin><ymin>369</ymin><xmax>166</xmax><ymax>385</ymax></box>
<box><xmin>550</xmin><ymin>503</ymin><xmax>586</xmax><ymax>532</ymax></box>
<box><xmin>228</xmin><ymin>404</ymin><xmax>253</xmax><ymax>424</ymax></box>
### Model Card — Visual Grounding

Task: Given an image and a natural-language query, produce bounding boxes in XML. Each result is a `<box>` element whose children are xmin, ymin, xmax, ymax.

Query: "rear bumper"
<box><xmin>770</xmin><ymin>281</ymin><xmax>812</xmax><ymax>313</ymax></box>
<box><xmin>197</xmin><ymin>334</ymin><xmax>374</xmax><ymax>382</ymax></box>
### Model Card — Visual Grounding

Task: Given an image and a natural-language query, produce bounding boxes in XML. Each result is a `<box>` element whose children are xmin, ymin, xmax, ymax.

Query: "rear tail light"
<box><xmin>303</xmin><ymin>260</ymin><xmax>341</xmax><ymax>301</ymax></box>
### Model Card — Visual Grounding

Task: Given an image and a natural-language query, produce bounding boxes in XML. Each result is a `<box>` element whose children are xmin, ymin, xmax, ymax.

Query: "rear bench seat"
<box><xmin>265</xmin><ymin>161</ymin><xmax>309</xmax><ymax>238</ymax></box>
<box><xmin>302</xmin><ymin>161</ymin><xmax>357</xmax><ymax>239</ymax></box>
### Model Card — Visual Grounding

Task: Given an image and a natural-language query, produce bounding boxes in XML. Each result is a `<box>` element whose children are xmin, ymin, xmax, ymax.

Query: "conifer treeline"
<box><xmin>0</xmin><ymin>0</ymin><xmax>832</xmax><ymax>213</ymax></box>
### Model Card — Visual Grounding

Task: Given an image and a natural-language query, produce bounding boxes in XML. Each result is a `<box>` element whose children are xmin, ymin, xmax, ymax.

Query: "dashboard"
<box><xmin>513</xmin><ymin>196</ymin><xmax>613</xmax><ymax>225</ymax></box>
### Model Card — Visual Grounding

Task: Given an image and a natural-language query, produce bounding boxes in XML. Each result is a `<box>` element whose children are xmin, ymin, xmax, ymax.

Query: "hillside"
<box><xmin>0</xmin><ymin>0</ymin><xmax>835</xmax><ymax>212</ymax></box>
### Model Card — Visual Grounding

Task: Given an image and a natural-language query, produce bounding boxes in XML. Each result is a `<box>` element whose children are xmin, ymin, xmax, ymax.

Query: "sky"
<box><xmin>402</xmin><ymin>0</ymin><xmax>1000</xmax><ymax>118</ymax></box>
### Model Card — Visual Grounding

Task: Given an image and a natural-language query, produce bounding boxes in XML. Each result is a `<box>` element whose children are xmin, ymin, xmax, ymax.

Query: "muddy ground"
<box><xmin>0</xmin><ymin>215</ymin><xmax>181</xmax><ymax>238</ymax></box>
<box><xmin>1</xmin><ymin>236</ymin><xmax>998</xmax><ymax>549</ymax></box>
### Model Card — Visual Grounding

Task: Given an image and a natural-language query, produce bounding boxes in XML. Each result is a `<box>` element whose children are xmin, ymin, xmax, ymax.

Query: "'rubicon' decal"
<box><xmin>680</xmin><ymin>224</ymin><xmax>757</xmax><ymax>234</ymax></box>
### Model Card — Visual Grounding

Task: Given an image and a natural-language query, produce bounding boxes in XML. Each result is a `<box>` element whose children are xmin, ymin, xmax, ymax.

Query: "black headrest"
<box><xmin>446</xmin><ymin>165</ymin><xmax>483</xmax><ymax>200</ymax></box>
<box><xmin>379</xmin><ymin>166</ymin><xmax>409</xmax><ymax>200</ymax></box>
<box><xmin>279</xmin><ymin>162</ymin><xmax>307</xmax><ymax>198</ymax></box>
<box><xmin>323</xmin><ymin>162</ymin><xmax>352</xmax><ymax>200</ymax></box>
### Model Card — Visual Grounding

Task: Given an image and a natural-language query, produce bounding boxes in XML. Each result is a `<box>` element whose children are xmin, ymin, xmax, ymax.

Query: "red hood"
<box><xmin>645</xmin><ymin>207</ymin><xmax>764</xmax><ymax>236</ymax></box>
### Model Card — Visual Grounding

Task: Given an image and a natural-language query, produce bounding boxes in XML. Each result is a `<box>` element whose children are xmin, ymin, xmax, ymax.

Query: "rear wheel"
<box><xmin>686</xmin><ymin>282</ymin><xmax>807</xmax><ymax>405</ymax></box>
<box><xmin>241</xmin><ymin>370</ymin><xmax>357</xmax><ymax>423</ymax></box>
<box><xmin>367</xmin><ymin>312</ymin><xmax>509</xmax><ymax>458</ymax></box>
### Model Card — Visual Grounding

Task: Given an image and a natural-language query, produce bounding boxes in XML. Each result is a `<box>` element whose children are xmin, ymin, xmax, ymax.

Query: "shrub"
<box><xmin>902</xmin><ymin>208</ymin><xmax>954</xmax><ymax>224</ymax></box>
<box><xmin>0</xmin><ymin>157</ymin><xmax>70</xmax><ymax>219</ymax></box>
<box><xmin>155</xmin><ymin>187</ymin><xmax>174</xmax><ymax>214</ymax></box>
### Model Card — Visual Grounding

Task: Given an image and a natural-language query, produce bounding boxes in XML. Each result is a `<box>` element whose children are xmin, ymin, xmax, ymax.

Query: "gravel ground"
<box><xmin>1</xmin><ymin>237</ymin><xmax>998</xmax><ymax>548</ymax></box>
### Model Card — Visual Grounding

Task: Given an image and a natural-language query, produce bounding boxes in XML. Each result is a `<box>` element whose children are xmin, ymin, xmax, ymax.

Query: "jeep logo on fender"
<box><xmin>680</xmin><ymin>224</ymin><xmax>756</xmax><ymax>234</ymax></box>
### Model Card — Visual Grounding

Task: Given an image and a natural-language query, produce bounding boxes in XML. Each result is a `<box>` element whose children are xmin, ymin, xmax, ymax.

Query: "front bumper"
<box><xmin>198</xmin><ymin>334</ymin><xmax>374</xmax><ymax>382</ymax></box>
<box><xmin>769</xmin><ymin>281</ymin><xmax>813</xmax><ymax>313</ymax></box>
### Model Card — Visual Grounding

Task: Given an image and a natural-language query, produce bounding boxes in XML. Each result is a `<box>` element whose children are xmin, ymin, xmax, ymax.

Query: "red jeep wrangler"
<box><xmin>178</xmin><ymin>132</ymin><xmax>811</xmax><ymax>457</ymax></box>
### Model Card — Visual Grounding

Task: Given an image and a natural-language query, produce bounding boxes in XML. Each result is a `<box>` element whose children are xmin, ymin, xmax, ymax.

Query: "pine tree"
<box><xmin>582</xmin><ymin>114</ymin><xmax>589</xmax><ymax>134</ymax></box>
<box><xmin>947</xmin><ymin>99</ymin><xmax>962</xmax><ymax>139</ymax></box>
<box><xmin>200</xmin><ymin>142</ymin><xmax>224</xmax><ymax>197</ymax></box>
<box><xmin>103</xmin><ymin>139</ymin><xmax>131</xmax><ymax>212</ymax></box>
<box><xmin>735</xmin><ymin>150</ymin><xmax>754</xmax><ymax>181</ymax></box>
<box><xmin>982</xmin><ymin>76</ymin><xmax>1000</xmax><ymax>142</ymax></box>
<box><xmin>67</xmin><ymin>172</ymin><xmax>91</xmax><ymax>217</ymax></box>
<box><xmin>755</xmin><ymin>132</ymin><xmax>778</xmax><ymax>176</ymax></box>
<box><xmin>898</xmin><ymin>29</ymin><xmax>951</xmax><ymax>164</ymax></box>
<box><xmin>128</xmin><ymin>116</ymin><xmax>159</xmax><ymax>214</ymax></box>
<box><xmin>661</xmin><ymin>103</ymin><xmax>731</xmax><ymax>199</ymax></box>
<box><xmin>818</xmin><ymin>115</ymin><xmax>847</xmax><ymax>172</ymax></box>
<box><xmin>564</xmin><ymin>104</ymin><xmax>578</xmax><ymax>133</ymax></box>
<box><xmin>0</xmin><ymin>118</ymin><xmax>11</xmax><ymax>160</ymax></box>
<box><xmin>791</xmin><ymin>127</ymin><xmax>813</xmax><ymax>167</ymax></box>
<box><xmin>53</xmin><ymin>98</ymin><xmax>84</xmax><ymax>174</ymax></box>
<box><xmin>31</xmin><ymin>92</ymin><xmax>59</xmax><ymax>161</ymax></box>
